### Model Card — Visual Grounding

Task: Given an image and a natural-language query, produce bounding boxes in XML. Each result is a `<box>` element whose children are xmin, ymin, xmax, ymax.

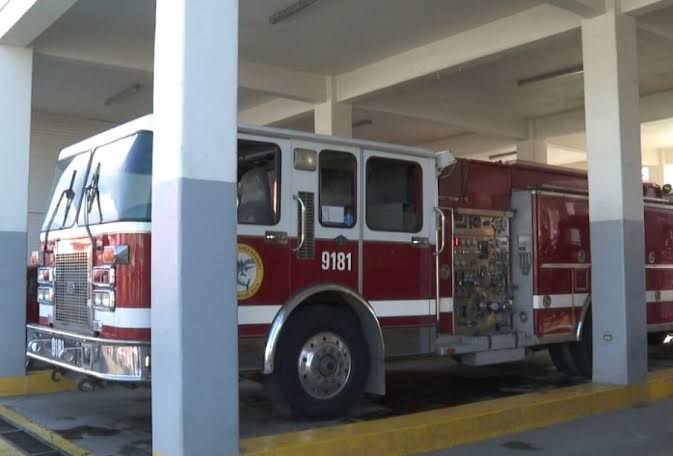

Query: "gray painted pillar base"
<box><xmin>151</xmin><ymin>178</ymin><xmax>239</xmax><ymax>456</ymax></box>
<box><xmin>0</xmin><ymin>231</ymin><xmax>27</xmax><ymax>377</ymax></box>
<box><xmin>590</xmin><ymin>219</ymin><xmax>647</xmax><ymax>384</ymax></box>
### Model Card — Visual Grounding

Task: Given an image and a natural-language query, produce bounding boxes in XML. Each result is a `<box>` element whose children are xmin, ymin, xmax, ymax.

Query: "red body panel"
<box><xmin>93</xmin><ymin>233</ymin><xmax>151</xmax><ymax>309</ymax></box>
<box><xmin>291</xmin><ymin>239</ymin><xmax>359</xmax><ymax>297</ymax></box>
<box><xmin>237</xmin><ymin>235</ymin><xmax>290</xmax><ymax>306</ymax></box>
<box><xmin>362</xmin><ymin>241</ymin><xmax>433</xmax><ymax>301</ymax></box>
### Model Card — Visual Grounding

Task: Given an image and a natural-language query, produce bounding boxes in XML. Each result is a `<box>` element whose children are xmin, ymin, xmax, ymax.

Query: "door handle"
<box><xmin>292</xmin><ymin>194</ymin><xmax>306</xmax><ymax>252</ymax></box>
<box><xmin>411</xmin><ymin>236</ymin><xmax>429</xmax><ymax>248</ymax></box>
<box><xmin>265</xmin><ymin>231</ymin><xmax>288</xmax><ymax>245</ymax></box>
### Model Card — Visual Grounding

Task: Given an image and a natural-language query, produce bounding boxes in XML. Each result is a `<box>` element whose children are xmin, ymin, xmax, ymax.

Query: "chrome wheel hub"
<box><xmin>297</xmin><ymin>332</ymin><xmax>351</xmax><ymax>400</ymax></box>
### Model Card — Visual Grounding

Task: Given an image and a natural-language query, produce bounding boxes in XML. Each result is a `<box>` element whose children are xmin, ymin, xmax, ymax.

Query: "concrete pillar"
<box><xmin>0</xmin><ymin>45</ymin><xmax>32</xmax><ymax>378</ymax></box>
<box><xmin>152</xmin><ymin>1</ymin><xmax>239</xmax><ymax>455</ymax></box>
<box><xmin>662</xmin><ymin>148</ymin><xmax>673</xmax><ymax>186</ymax></box>
<box><xmin>315</xmin><ymin>101</ymin><xmax>352</xmax><ymax>137</ymax></box>
<box><xmin>516</xmin><ymin>140</ymin><xmax>548</xmax><ymax>164</ymax></box>
<box><xmin>582</xmin><ymin>5</ymin><xmax>647</xmax><ymax>384</ymax></box>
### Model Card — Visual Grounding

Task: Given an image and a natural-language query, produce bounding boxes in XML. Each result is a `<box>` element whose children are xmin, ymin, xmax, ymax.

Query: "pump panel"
<box><xmin>452</xmin><ymin>210</ymin><xmax>512</xmax><ymax>336</ymax></box>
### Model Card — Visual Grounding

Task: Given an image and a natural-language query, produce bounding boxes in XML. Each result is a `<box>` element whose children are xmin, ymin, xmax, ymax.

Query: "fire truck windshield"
<box><xmin>41</xmin><ymin>152</ymin><xmax>90</xmax><ymax>231</ymax></box>
<box><xmin>77</xmin><ymin>131</ymin><xmax>153</xmax><ymax>226</ymax></box>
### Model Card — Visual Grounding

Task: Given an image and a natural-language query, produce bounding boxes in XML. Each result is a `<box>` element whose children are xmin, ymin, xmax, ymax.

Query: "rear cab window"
<box><xmin>366</xmin><ymin>157</ymin><xmax>423</xmax><ymax>232</ymax></box>
<box><xmin>319</xmin><ymin>150</ymin><xmax>357</xmax><ymax>228</ymax></box>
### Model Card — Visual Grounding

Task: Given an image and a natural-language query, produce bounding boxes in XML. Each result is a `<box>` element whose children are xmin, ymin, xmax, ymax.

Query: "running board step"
<box><xmin>461</xmin><ymin>348</ymin><xmax>527</xmax><ymax>366</ymax></box>
<box><xmin>433</xmin><ymin>333</ymin><xmax>524</xmax><ymax>356</ymax></box>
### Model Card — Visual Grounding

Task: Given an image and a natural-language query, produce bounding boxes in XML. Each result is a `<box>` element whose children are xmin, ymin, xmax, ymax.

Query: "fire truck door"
<box><xmin>288</xmin><ymin>142</ymin><xmax>361</xmax><ymax>294</ymax></box>
<box><xmin>236</xmin><ymin>135</ymin><xmax>292</xmax><ymax>330</ymax></box>
<box><xmin>362</xmin><ymin>150</ymin><xmax>435</xmax><ymax>324</ymax></box>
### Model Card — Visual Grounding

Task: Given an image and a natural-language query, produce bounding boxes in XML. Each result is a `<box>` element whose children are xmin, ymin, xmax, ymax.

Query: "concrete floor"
<box><xmin>424</xmin><ymin>397</ymin><xmax>673</xmax><ymax>456</ymax></box>
<box><xmin>2</xmin><ymin>345</ymin><xmax>672</xmax><ymax>456</ymax></box>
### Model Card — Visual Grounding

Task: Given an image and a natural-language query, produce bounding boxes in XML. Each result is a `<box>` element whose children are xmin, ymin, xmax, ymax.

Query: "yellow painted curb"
<box><xmin>0</xmin><ymin>404</ymin><xmax>92</xmax><ymax>456</ymax></box>
<box><xmin>0</xmin><ymin>437</ymin><xmax>23</xmax><ymax>456</ymax></box>
<box><xmin>240</xmin><ymin>368</ymin><xmax>673</xmax><ymax>456</ymax></box>
<box><xmin>0</xmin><ymin>370</ymin><xmax>76</xmax><ymax>397</ymax></box>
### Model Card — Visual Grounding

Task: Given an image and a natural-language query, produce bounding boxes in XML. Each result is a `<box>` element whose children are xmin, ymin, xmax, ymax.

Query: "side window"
<box><xmin>237</xmin><ymin>139</ymin><xmax>281</xmax><ymax>225</ymax></box>
<box><xmin>319</xmin><ymin>150</ymin><xmax>356</xmax><ymax>228</ymax></box>
<box><xmin>366</xmin><ymin>157</ymin><xmax>423</xmax><ymax>232</ymax></box>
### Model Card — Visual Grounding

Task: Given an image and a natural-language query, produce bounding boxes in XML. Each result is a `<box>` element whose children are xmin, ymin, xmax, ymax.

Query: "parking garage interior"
<box><xmin>3</xmin><ymin>0</ymin><xmax>673</xmax><ymax>455</ymax></box>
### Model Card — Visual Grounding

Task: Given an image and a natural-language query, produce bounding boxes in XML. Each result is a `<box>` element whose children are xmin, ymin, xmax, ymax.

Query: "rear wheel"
<box><xmin>266</xmin><ymin>305</ymin><xmax>369</xmax><ymax>419</ymax></box>
<box><xmin>648</xmin><ymin>332</ymin><xmax>668</xmax><ymax>345</ymax></box>
<box><xmin>570</xmin><ymin>311</ymin><xmax>592</xmax><ymax>378</ymax></box>
<box><xmin>548</xmin><ymin>343</ymin><xmax>579</xmax><ymax>376</ymax></box>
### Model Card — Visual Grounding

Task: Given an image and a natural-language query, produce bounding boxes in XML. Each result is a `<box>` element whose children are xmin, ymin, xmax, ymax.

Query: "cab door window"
<box><xmin>319</xmin><ymin>150</ymin><xmax>356</xmax><ymax>228</ymax></box>
<box><xmin>366</xmin><ymin>157</ymin><xmax>423</xmax><ymax>232</ymax></box>
<box><xmin>237</xmin><ymin>139</ymin><xmax>281</xmax><ymax>225</ymax></box>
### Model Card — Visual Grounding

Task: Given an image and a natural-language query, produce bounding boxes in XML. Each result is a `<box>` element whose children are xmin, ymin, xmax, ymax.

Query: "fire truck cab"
<box><xmin>26</xmin><ymin>115</ymin><xmax>673</xmax><ymax>418</ymax></box>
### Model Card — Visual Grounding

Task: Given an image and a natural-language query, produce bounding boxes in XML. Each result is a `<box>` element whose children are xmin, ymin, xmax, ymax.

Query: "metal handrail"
<box><xmin>433</xmin><ymin>207</ymin><xmax>446</xmax><ymax>257</ymax></box>
<box><xmin>292</xmin><ymin>194</ymin><xmax>306</xmax><ymax>252</ymax></box>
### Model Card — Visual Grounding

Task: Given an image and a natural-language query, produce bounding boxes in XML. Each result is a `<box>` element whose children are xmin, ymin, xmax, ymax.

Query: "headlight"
<box><xmin>93</xmin><ymin>289</ymin><xmax>115</xmax><ymax>311</ymax></box>
<box><xmin>37</xmin><ymin>286</ymin><xmax>54</xmax><ymax>305</ymax></box>
<box><xmin>92</xmin><ymin>266</ymin><xmax>115</xmax><ymax>286</ymax></box>
<box><xmin>37</xmin><ymin>267</ymin><xmax>54</xmax><ymax>285</ymax></box>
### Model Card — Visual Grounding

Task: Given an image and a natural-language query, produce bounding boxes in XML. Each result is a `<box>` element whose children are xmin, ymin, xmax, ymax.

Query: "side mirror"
<box><xmin>436</xmin><ymin>150</ymin><xmax>456</xmax><ymax>173</ymax></box>
<box><xmin>663</xmin><ymin>184</ymin><xmax>672</xmax><ymax>195</ymax></box>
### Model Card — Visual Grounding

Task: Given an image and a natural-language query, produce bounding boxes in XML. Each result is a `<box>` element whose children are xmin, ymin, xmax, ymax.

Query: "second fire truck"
<box><xmin>27</xmin><ymin>116</ymin><xmax>673</xmax><ymax>418</ymax></box>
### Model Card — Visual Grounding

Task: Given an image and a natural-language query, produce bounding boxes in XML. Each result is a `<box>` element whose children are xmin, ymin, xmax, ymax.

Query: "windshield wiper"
<box><xmin>42</xmin><ymin>170</ymin><xmax>77</xmax><ymax>264</ymax></box>
<box><xmin>84</xmin><ymin>162</ymin><xmax>102</xmax><ymax>249</ymax></box>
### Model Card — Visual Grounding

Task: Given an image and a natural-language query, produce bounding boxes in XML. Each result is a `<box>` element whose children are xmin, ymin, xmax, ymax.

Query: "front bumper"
<box><xmin>26</xmin><ymin>324</ymin><xmax>151</xmax><ymax>382</ymax></box>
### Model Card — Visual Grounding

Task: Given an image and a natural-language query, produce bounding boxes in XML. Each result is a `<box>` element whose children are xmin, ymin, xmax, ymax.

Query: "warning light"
<box><xmin>454</xmin><ymin>237</ymin><xmax>461</xmax><ymax>248</ymax></box>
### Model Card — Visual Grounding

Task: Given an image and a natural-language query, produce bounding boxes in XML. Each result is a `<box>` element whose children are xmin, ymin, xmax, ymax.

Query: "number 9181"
<box><xmin>321</xmin><ymin>251</ymin><xmax>352</xmax><ymax>271</ymax></box>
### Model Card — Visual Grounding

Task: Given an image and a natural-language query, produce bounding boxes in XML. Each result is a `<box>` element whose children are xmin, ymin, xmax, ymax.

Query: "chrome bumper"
<box><xmin>26</xmin><ymin>324</ymin><xmax>151</xmax><ymax>382</ymax></box>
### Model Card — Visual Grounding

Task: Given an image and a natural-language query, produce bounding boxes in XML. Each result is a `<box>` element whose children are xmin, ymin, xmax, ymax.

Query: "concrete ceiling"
<box><xmin>238</xmin><ymin>0</ymin><xmax>538</xmax><ymax>73</ymax></box>
<box><xmin>280</xmin><ymin>109</ymin><xmax>466</xmax><ymax>146</ymax></box>
<box><xmin>22</xmin><ymin>0</ymin><xmax>673</xmax><ymax>162</ymax></box>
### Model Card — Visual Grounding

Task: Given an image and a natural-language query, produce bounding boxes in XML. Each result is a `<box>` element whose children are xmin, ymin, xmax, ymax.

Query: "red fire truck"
<box><xmin>26</xmin><ymin>115</ymin><xmax>673</xmax><ymax>418</ymax></box>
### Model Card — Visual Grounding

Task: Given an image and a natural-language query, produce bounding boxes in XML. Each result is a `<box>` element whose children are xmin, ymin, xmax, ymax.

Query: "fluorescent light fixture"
<box><xmin>269</xmin><ymin>0</ymin><xmax>320</xmax><ymax>25</ymax></box>
<box><xmin>517</xmin><ymin>64</ymin><xmax>584</xmax><ymax>87</ymax></box>
<box><xmin>489</xmin><ymin>151</ymin><xmax>517</xmax><ymax>160</ymax></box>
<box><xmin>104</xmin><ymin>83</ymin><xmax>143</xmax><ymax>106</ymax></box>
<box><xmin>352</xmin><ymin>119</ymin><xmax>373</xmax><ymax>128</ymax></box>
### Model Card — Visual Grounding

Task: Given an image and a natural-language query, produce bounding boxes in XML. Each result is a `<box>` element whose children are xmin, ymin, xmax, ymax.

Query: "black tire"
<box><xmin>648</xmin><ymin>332</ymin><xmax>668</xmax><ymax>345</ymax></box>
<box><xmin>266</xmin><ymin>305</ymin><xmax>369</xmax><ymax>419</ymax></box>
<box><xmin>548</xmin><ymin>343</ymin><xmax>579</xmax><ymax>376</ymax></box>
<box><xmin>570</xmin><ymin>311</ymin><xmax>592</xmax><ymax>378</ymax></box>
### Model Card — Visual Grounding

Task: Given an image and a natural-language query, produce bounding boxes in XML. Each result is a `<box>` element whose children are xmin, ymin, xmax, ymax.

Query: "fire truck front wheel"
<box><xmin>266</xmin><ymin>305</ymin><xmax>370</xmax><ymax>419</ymax></box>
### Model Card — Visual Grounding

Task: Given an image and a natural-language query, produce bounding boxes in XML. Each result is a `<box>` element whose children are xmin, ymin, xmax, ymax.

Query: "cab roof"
<box><xmin>59</xmin><ymin>114</ymin><xmax>439</xmax><ymax>161</ymax></box>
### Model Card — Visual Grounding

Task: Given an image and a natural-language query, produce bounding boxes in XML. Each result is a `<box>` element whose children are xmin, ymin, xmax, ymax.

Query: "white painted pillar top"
<box><xmin>516</xmin><ymin>140</ymin><xmax>548</xmax><ymax>164</ymax></box>
<box><xmin>314</xmin><ymin>100</ymin><xmax>353</xmax><ymax>138</ymax></box>
<box><xmin>0</xmin><ymin>45</ymin><xmax>32</xmax><ymax>233</ymax></box>
<box><xmin>153</xmin><ymin>0</ymin><xmax>238</xmax><ymax>185</ymax></box>
<box><xmin>582</xmin><ymin>9</ymin><xmax>642</xmax><ymax>223</ymax></box>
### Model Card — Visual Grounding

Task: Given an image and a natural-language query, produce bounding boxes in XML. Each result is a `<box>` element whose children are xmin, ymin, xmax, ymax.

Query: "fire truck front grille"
<box><xmin>54</xmin><ymin>252</ymin><xmax>91</xmax><ymax>328</ymax></box>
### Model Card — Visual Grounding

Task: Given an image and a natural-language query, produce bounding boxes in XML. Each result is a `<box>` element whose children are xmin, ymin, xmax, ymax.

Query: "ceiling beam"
<box><xmin>622</xmin><ymin>0</ymin><xmax>673</xmax><ymax>15</ymax></box>
<box><xmin>542</xmin><ymin>0</ymin><xmax>606</xmax><ymax>18</ymax></box>
<box><xmin>239</xmin><ymin>61</ymin><xmax>326</xmax><ymax>102</ymax></box>
<box><xmin>334</xmin><ymin>5</ymin><xmax>580</xmax><ymax>103</ymax></box>
<box><xmin>534</xmin><ymin>88</ymin><xmax>673</xmax><ymax>139</ymax></box>
<box><xmin>37</xmin><ymin>48</ymin><xmax>328</xmax><ymax>103</ymax></box>
<box><xmin>238</xmin><ymin>97</ymin><xmax>314</xmax><ymax>125</ymax></box>
<box><xmin>357</xmin><ymin>92</ymin><xmax>529</xmax><ymax>139</ymax></box>
<box><xmin>0</xmin><ymin>0</ymin><xmax>76</xmax><ymax>46</ymax></box>
<box><xmin>637</xmin><ymin>20</ymin><xmax>673</xmax><ymax>44</ymax></box>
